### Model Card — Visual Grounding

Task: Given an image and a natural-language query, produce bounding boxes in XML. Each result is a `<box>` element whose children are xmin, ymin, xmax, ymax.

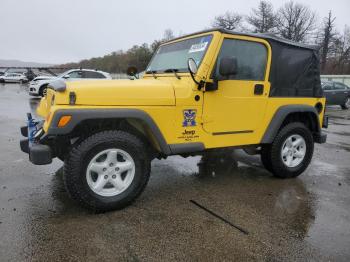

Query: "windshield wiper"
<box><xmin>164</xmin><ymin>69</ymin><xmax>181</xmax><ymax>79</ymax></box>
<box><xmin>146</xmin><ymin>70</ymin><xmax>158</xmax><ymax>79</ymax></box>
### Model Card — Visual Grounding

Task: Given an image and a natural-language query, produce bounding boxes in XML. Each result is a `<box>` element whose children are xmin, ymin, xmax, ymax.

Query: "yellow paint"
<box><xmin>37</xmin><ymin>30</ymin><xmax>326</xmax><ymax>151</ymax></box>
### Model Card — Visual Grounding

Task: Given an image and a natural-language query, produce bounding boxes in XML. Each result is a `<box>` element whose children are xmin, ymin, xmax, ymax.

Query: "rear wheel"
<box><xmin>341</xmin><ymin>97</ymin><xmax>350</xmax><ymax>110</ymax></box>
<box><xmin>63</xmin><ymin>130</ymin><xmax>151</xmax><ymax>212</ymax></box>
<box><xmin>261</xmin><ymin>122</ymin><xmax>314</xmax><ymax>178</ymax></box>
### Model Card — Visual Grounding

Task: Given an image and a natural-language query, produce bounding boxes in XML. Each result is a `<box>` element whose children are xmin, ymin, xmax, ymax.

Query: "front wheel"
<box><xmin>63</xmin><ymin>130</ymin><xmax>151</xmax><ymax>212</ymax></box>
<box><xmin>39</xmin><ymin>85</ymin><xmax>48</xmax><ymax>97</ymax></box>
<box><xmin>341</xmin><ymin>97</ymin><xmax>350</xmax><ymax>110</ymax></box>
<box><xmin>261</xmin><ymin>122</ymin><xmax>314</xmax><ymax>178</ymax></box>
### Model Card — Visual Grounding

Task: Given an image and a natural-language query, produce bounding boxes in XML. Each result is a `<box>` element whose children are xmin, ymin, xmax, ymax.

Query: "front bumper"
<box><xmin>20</xmin><ymin>114</ymin><xmax>52</xmax><ymax>165</ymax></box>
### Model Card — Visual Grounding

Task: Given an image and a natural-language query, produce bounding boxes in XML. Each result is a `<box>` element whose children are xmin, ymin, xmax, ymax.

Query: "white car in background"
<box><xmin>0</xmin><ymin>73</ymin><xmax>28</xmax><ymax>83</ymax></box>
<box><xmin>29</xmin><ymin>69</ymin><xmax>112</xmax><ymax>96</ymax></box>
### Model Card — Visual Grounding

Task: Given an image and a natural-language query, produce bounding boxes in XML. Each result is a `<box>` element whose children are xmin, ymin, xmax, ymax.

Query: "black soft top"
<box><xmin>169</xmin><ymin>28</ymin><xmax>322</xmax><ymax>98</ymax></box>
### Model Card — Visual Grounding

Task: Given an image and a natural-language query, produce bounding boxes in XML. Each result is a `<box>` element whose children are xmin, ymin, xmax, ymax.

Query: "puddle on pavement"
<box><xmin>324</xmin><ymin>142</ymin><xmax>350</xmax><ymax>152</ymax></box>
<box><xmin>16</xmin><ymin>151</ymin><xmax>321</xmax><ymax>260</ymax></box>
<box><xmin>324</xmin><ymin>130</ymin><xmax>350</xmax><ymax>137</ymax></box>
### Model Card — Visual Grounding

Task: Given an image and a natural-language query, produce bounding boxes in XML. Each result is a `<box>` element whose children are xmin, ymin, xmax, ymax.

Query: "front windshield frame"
<box><xmin>145</xmin><ymin>34</ymin><xmax>213</xmax><ymax>74</ymax></box>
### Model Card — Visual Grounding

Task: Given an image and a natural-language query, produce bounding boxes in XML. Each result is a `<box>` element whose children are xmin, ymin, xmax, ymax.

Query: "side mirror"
<box><xmin>62</xmin><ymin>74</ymin><xmax>70</xmax><ymax>79</ymax></box>
<box><xmin>188</xmin><ymin>58</ymin><xmax>198</xmax><ymax>75</ymax></box>
<box><xmin>127</xmin><ymin>66</ymin><xmax>139</xmax><ymax>79</ymax></box>
<box><xmin>219</xmin><ymin>56</ymin><xmax>238</xmax><ymax>78</ymax></box>
<box><xmin>188</xmin><ymin>58</ymin><xmax>205</xmax><ymax>90</ymax></box>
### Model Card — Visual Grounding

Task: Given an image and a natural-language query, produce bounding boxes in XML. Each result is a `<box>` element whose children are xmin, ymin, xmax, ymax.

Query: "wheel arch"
<box><xmin>261</xmin><ymin>105</ymin><xmax>321</xmax><ymax>144</ymax></box>
<box><xmin>39</xmin><ymin>83</ymin><xmax>49</xmax><ymax>94</ymax></box>
<box><xmin>47</xmin><ymin>109</ymin><xmax>171</xmax><ymax>155</ymax></box>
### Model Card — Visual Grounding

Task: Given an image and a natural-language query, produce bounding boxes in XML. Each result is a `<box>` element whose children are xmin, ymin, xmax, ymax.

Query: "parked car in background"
<box><xmin>24</xmin><ymin>70</ymin><xmax>37</xmax><ymax>81</ymax></box>
<box><xmin>322</xmin><ymin>81</ymin><xmax>350</xmax><ymax>109</ymax></box>
<box><xmin>29</xmin><ymin>69</ymin><xmax>112</xmax><ymax>96</ymax></box>
<box><xmin>0</xmin><ymin>72</ymin><xmax>28</xmax><ymax>83</ymax></box>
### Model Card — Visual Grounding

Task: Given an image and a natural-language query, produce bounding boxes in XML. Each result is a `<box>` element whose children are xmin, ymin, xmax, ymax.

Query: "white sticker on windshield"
<box><xmin>188</xmin><ymin>42</ymin><xmax>208</xmax><ymax>53</ymax></box>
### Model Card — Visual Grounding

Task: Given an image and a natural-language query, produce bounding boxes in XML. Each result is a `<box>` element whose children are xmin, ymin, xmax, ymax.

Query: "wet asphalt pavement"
<box><xmin>0</xmin><ymin>83</ymin><xmax>349</xmax><ymax>261</ymax></box>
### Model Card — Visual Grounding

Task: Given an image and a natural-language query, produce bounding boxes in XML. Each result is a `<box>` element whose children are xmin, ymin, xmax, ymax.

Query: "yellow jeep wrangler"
<box><xmin>20</xmin><ymin>29</ymin><xmax>328</xmax><ymax>211</ymax></box>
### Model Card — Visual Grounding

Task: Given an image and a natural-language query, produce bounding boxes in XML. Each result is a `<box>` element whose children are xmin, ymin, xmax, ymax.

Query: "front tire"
<box><xmin>261</xmin><ymin>123</ymin><xmax>314</xmax><ymax>178</ymax></box>
<box><xmin>39</xmin><ymin>85</ymin><xmax>48</xmax><ymax>97</ymax></box>
<box><xmin>63</xmin><ymin>130</ymin><xmax>151</xmax><ymax>212</ymax></box>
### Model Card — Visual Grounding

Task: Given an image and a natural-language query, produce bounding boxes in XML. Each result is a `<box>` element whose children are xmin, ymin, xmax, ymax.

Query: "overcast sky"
<box><xmin>0</xmin><ymin>0</ymin><xmax>349</xmax><ymax>64</ymax></box>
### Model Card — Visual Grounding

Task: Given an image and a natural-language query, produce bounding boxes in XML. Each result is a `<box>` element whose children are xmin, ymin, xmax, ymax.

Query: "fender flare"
<box><xmin>261</xmin><ymin>105</ymin><xmax>320</xmax><ymax>144</ymax></box>
<box><xmin>47</xmin><ymin>109</ymin><xmax>172</xmax><ymax>154</ymax></box>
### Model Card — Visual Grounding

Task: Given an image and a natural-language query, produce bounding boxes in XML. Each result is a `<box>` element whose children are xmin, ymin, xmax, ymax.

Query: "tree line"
<box><xmin>60</xmin><ymin>1</ymin><xmax>349</xmax><ymax>75</ymax></box>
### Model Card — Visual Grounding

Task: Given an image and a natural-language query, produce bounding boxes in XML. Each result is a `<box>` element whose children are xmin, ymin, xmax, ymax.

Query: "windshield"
<box><xmin>57</xmin><ymin>70</ymin><xmax>72</xmax><ymax>78</ymax></box>
<box><xmin>146</xmin><ymin>34</ymin><xmax>213</xmax><ymax>73</ymax></box>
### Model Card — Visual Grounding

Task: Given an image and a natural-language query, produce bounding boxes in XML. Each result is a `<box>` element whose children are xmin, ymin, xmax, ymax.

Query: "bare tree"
<box><xmin>212</xmin><ymin>11</ymin><xmax>242</xmax><ymax>30</ymax></box>
<box><xmin>247</xmin><ymin>1</ymin><xmax>276</xmax><ymax>33</ymax></box>
<box><xmin>318</xmin><ymin>11</ymin><xmax>337</xmax><ymax>71</ymax></box>
<box><xmin>331</xmin><ymin>26</ymin><xmax>350</xmax><ymax>74</ymax></box>
<box><xmin>163</xmin><ymin>29</ymin><xmax>175</xmax><ymax>41</ymax></box>
<box><xmin>150</xmin><ymin>29</ymin><xmax>175</xmax><ymax>53</ymax></box>
<box><xmin>276</xmin><ymin>1</ymin><xmax>317</xmax><ymax>42</ymax></box>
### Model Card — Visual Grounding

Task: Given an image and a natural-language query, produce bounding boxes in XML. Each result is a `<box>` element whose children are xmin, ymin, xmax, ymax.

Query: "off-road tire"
<box><xmin>260</xmin><ymin>145</ymin><xmax>273</xmax><ymax>172</ymax></box>
<box><xmin>63</xmin><ymin>130</ymin><xmax>151</xmax><ymax>212</ymax></box>
<box><xmin>262</xmin><ymin>122</ymin><xmax>314</xmax><ymax>178</ymax></box>
<box><xmin>341</xmin><ymin>97</ymin><xmax>350</xmax><ymax>110</ymax></box>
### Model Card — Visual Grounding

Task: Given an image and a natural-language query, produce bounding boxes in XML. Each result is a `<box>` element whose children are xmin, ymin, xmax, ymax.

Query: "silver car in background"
<box><xmin>29</xmin><ymin>69</ymin><xmax>112</xmax><ymax>96</ymax></box>
<box><xmin>0</xmin><ymin>72</ymin><xmax>28</xmax><ymax>83</ymax></box>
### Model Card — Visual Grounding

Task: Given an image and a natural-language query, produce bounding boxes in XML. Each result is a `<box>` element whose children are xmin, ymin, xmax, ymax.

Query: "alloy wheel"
<box><xmin>86</xmin><ymin>148</ymin><xmax>135</xmax><ymax>197</ymax></box>
<box><xmin>281</xmin><ymin>134</ymin><xmax>306</xmax><ymax>168</ymax></box>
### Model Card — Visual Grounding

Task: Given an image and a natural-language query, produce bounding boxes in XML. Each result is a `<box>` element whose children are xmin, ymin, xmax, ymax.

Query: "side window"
<box><xmin>334</xmin><ymin>82</ymin><xmax>345</xmax><ymax>90</ymax></box>
<box><xmin>323</xmin><ymin>84</ymin><xmax>333</xmax><ymax>90</ymax></box>
<box><xmin>84</xmin><ymin>71</ymin><xmax>105</xmax><ymax>79</ymax></box>
<box><xmin>213</xmin><ymin>38</ymin><xmax>267</xmax><ymax>81</ymax></box>
<box><xmin>68</xmin><ymin>71</ymin><xmax>83</xmax><ymax>79</ymax></box>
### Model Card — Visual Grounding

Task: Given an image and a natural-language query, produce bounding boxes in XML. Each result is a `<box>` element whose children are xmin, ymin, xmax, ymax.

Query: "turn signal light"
<box><xmin>58</xmin><ymin>115</ymin><xmax>72</xmax><ymax>127</ymax></box>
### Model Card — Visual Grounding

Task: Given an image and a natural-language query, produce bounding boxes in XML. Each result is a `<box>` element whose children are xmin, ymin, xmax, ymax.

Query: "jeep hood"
<box><xmin>54</xmin><ymin>79</ymin><xmax>175</xmax><ymax>106</ymax></box>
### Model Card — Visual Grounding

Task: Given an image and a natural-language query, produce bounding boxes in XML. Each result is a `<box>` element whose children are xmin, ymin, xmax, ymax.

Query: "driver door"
<box><xmin>202</xmin><ymin>36</ymin><xmax>271</xmax><ymax>135</ymax></box>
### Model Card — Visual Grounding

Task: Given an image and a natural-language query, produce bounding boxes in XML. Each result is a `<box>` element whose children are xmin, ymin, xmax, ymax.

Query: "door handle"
<box><xmin>254</xmin><ymin>84</ymin><xmax>264</xmax><ymax>95</ymax></box>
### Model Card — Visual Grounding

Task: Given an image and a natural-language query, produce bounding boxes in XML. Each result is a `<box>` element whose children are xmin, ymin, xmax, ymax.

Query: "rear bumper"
<box><xmin>314</xmin><ymin>132</ymin><xmax>327</xmax><ymax>144</ymax></box>
<box><xmin>20</xmin><ymin>114</ymin><xmax>52</xmax><ymax>165</ymax></box>
<box><xmin>322</xmin><ymin>115</ymin><xmax>329</xmax><ymax>128</ymax></box>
